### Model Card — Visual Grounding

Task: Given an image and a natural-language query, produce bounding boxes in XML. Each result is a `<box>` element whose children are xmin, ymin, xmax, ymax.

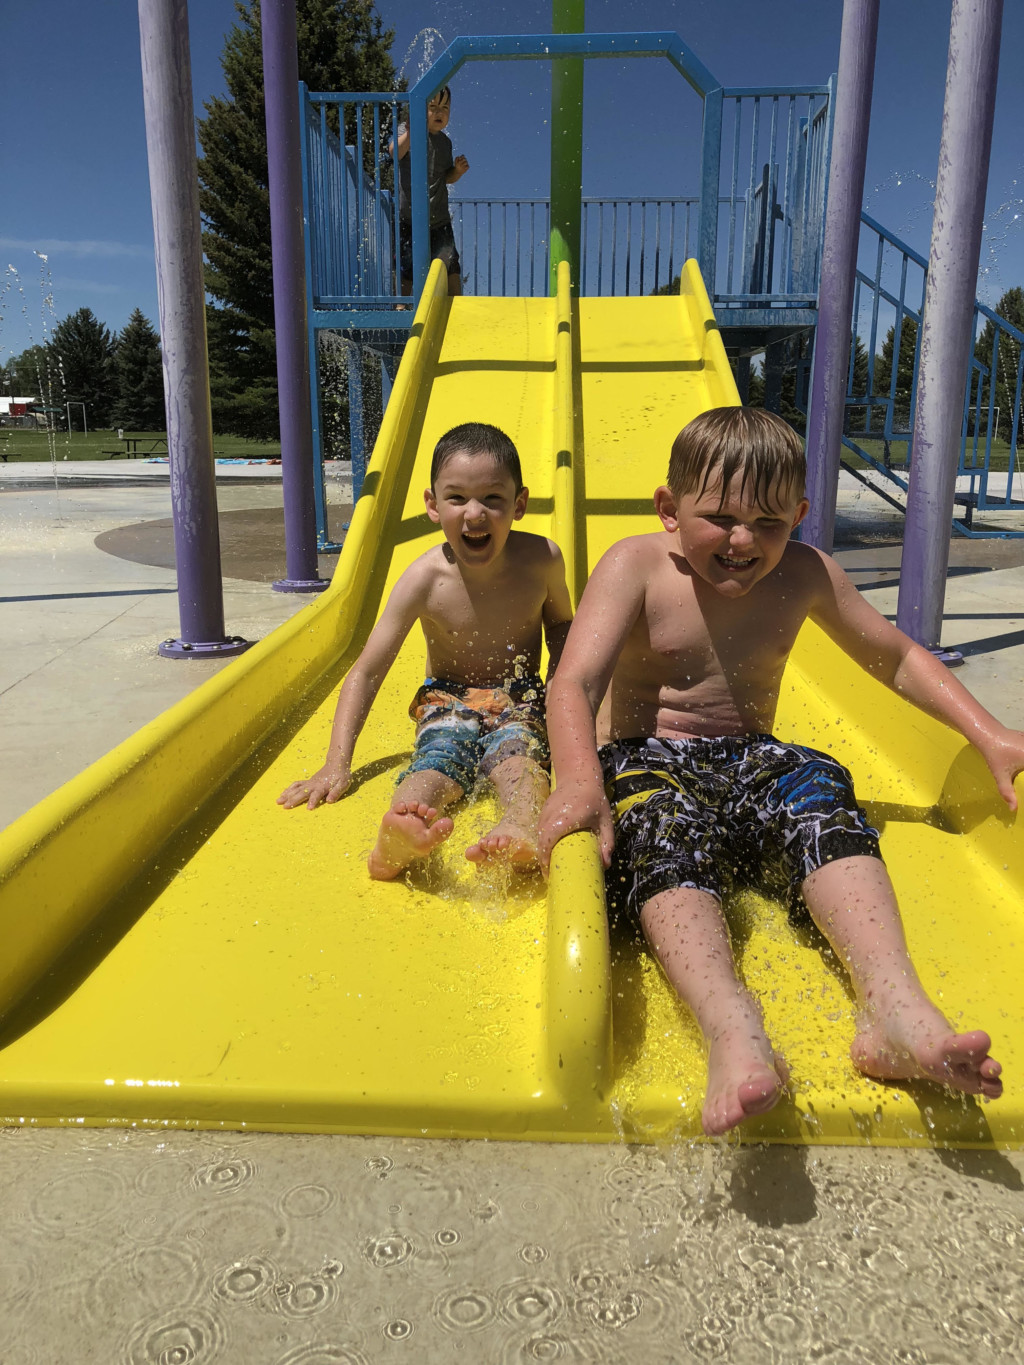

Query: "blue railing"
<box><xmin>449</xmin><ymin>196</ymin><xmax>705</xmax><ymax>299</ymax></box>
<box><xmin>301</xmin><ymin>90</ymin><xmax>406</xmax><ymax>313</ymax></box>
<box><xmin>302</xmin><ymin>82</ymin><xmax>831</xmax><ymax>315</ymax></box>
<box><xmin>845</xmin><ymin>213</ymin><xmax>1023</xmax><ymax>528</ymax></box>
<box><xmin>716</xmin><ymin>85</ymin><xmax>832</xmax><ymax>308</ymax></box>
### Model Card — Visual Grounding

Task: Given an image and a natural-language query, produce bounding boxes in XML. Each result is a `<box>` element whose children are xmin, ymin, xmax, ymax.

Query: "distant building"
<box><xmin>0</xmin><ymin>397</ymin><xmax>52</xmax><ymax>428</ymax></box>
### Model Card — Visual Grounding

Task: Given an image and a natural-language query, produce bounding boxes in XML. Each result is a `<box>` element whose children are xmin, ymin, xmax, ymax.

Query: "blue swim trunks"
<box><xmin>399</xmin><ymin>673</ymin><xmax>549</xmax><ymax>794</ymax></box>
<box><xmin>600</xmin><ymin>734</ymin><xmax>882</xmax><ymax>921</ymax></box>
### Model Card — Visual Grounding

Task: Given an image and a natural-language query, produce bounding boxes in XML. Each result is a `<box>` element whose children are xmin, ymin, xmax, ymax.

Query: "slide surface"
<box><xmin>0</xmin><ymin>262</ymin><xmax>1020</xmax><ymax>1147</ymax></box>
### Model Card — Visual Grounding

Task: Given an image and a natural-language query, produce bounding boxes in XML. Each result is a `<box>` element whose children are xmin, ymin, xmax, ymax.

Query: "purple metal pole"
<box><xmin>138</xmin><ymin>0</ymin><xmax>250</xmax><ymax>659</ymax></box>
<box><xmin>896</xmin><ymin>0</ymin><xmax>1003</xmax><ymax>649</ymax></box>
<box><xmin>262</xmin><ymin>0</ymin><xmax>329</xmax><ymax>593</ymax></box>
<box><xmin>803</xmin><ymin>0</ymin><xmax>879</xmax><ymax>552</ymax></box>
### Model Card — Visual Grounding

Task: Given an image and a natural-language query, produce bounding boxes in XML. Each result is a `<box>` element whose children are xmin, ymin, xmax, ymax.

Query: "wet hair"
<box><xmin>429</xmin><ymin>85</ymin><xmax>451</xmax><ymax>107</ymax></box>
<box><xmin>430</xmin><ymin>422</ymin><xmax>523</xmax><ymax>490</ymax></box>
<box><xmin>667</xmin><ymin>407</ymin><xmax>806</xmax><ymax>510</ymax></box>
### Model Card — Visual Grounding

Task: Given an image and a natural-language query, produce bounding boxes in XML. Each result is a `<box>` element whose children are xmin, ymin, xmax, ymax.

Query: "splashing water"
<box><xmin>398</xmin><ymin>27</ymin><xmax>447</xmax><ymax>83</ymax></box>
<box><xmin>1</xmin><ymin>257</ymin><xmax>70</xmax><ymax>502</ymax></box>
<box><xmin>867</xmin><ymin>164</ymin><xmax>1024</xmax><ymax>307</ymax></box>
<box><xmin>34</xmin><ymin>250</ymin><xmax>72</xmax><ymax>493</ymax></box>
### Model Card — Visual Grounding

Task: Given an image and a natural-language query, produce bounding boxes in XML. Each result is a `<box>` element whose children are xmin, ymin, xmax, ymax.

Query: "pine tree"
<box><xmin>974</xmin><ymin>286</ymin><xmax>1024</xmax><ymax>446</ymax></box>
<box><xmin>48</xmin><ymin>308</ymin><xmax>117</xmax><ymax>429</ymax></box>
<box><xmin>197</xmin><ymin>0</ymin><xmax>401</xmax><ymax>439</ymax></box>
<box><xmin>113</xmin><ymin>309</ymin><xmax>165</xmax><ymax>430</ymax></box>
<box><xmin>875</xmin><ymin>317</ymin><xmax>919</xmax><ymax>428</ymax></box>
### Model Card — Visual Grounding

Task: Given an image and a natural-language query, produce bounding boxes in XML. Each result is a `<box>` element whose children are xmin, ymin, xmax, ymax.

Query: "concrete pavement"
<box><xmin>1</xmin><ymin>470</ymin><xmax>1022</xmax><ymax>1363</ymax></box>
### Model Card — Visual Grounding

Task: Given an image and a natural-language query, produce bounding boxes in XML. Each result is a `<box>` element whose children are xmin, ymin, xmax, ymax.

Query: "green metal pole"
<box><xmin>549</xmin><ymin>0</ymin><xmax>585</xmax><ymax>296</ymax></box>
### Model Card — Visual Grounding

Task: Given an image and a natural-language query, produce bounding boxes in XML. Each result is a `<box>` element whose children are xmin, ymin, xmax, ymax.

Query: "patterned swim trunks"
<box><xmin>399</xmin><ymin>673</ymin><xmax>549</xmax><ymax>793</ymax></box>
<box><xmin>601</xmin><ymin>734</ymin><xmax>882</xmax><ymax>921</ymax></box>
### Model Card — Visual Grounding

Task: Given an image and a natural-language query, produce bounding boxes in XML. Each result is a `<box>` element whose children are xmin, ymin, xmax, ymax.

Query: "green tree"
<box><xmin>197</xmin><ymin>0</ymin><xmax>401</xmax><ymax>439</ymax></box>
<box><xmin>113</xmin><ymin>309</ymin><xmax>165</xmax><ymax>430</ymax></box>
<box><xmin>875</xmin><ymin>316</ymin><xmax>919</xmax><ymax>427</ymax></box>
<box><xmin>2</xmin><ymin>344</ymin><xmax>54</xmax><ymax>405</ymax></box>
<box><xmin>48</xmin><ymin>308</ymin><xmax>117</xmax><ymax>429</ymax></box>
<box><xmin>974</xmin><ymin>286</ymin><xmax>1024</xmax><ymax>445</ymax></box>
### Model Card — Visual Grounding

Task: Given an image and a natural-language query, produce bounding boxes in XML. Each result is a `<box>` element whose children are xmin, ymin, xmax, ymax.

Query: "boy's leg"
<box><xmin>465</xmin><ymin>754</ymin><xmax>548</xmax><ymax>867</ymax></box>
<box><xmin>800</xmin><ymin>856</ymin><xmax>1002</xmax><ymax>1098</ymax></box>
<box><xmin>368</xmin><ymin>768</ymin><xmax>462</xmax><ymax>881</ymax></box>
<box><xmin>447</xmin><ymin>271</ymin><xmax>462</xmax><ymax>296</ymax></box>
<box><xmin>639</xmin><ymin>887</ymin><xmax>787</xmax><ymax>1136</ymax></box>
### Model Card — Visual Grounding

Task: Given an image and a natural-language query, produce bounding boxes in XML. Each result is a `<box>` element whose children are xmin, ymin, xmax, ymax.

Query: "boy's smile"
<box><xmin>654</xmin><ymin>476</ymin><xmax>808</xmax><ymax>597</ymax></box>
<box><xmin>425</xmin><ymin>452</ymin><xmax>528</xmax><ymax>569</ymax></box>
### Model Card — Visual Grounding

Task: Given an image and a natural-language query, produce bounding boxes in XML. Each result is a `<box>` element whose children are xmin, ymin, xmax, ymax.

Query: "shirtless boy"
<box><xmin>538</xmin><ymin>406</ymin><xmax>1020</xmax><ymax>1136</ymax></box>
<box><xmin>279</xmin><ymin>422</ymin><xmax>572</xmax><ymax>879</ymax></box>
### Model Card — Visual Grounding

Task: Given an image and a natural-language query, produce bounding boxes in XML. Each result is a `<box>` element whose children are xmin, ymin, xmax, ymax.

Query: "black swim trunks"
<box><xmin>398</xmin><ymin>220</ymin><xmax>461</xmax><ymax>283</ymax></box>
<box><xmin>600</xmin><ymin>735</ymin><xmax>882</xmax><ymax>922</ymax></box>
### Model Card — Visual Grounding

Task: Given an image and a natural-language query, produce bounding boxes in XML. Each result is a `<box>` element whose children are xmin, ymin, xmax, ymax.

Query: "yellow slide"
<box><xmin>0</xmin><ymin>261</ymin><xmax>1020</xmax><ymax>1147</ymax></box>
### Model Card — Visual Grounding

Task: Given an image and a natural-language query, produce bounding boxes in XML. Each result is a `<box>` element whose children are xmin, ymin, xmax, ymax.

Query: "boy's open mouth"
<box><xmin>462</xmin><ymin>531</ymin><xmax>491</xmax><ymax>548</ymax></box>
<box><xmin>714</xmin><ymin>554</ymin><xmax>756</xmax><ymax>571</ymax></box>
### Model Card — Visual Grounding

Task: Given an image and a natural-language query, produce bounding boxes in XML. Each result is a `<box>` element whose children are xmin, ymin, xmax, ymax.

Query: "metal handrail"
<box><xmin>844</xmin><ymin>214</ymin><xmax>1023</xmax><ymax>525</ymax></box>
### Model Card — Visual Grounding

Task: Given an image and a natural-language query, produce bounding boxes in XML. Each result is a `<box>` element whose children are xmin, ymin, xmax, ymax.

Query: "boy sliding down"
<box><xmin>279</xmin><ymin>423</ymin><xmax>572</xmax><ymax>879</ymax></box>
<box><xmin>538</xmin><ymin>407</ymin><xmax>1020</xmax><ymax>1137</ymax></box>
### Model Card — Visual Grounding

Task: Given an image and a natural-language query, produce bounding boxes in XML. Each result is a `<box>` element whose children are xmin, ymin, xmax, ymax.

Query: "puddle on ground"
<box><xmin>1</xmin><ymin>1127</ymin><xmax>1021</xmax><ymax>1361</ymax></box>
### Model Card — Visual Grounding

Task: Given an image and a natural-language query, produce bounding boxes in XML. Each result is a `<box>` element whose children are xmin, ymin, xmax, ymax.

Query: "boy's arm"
<box><xmin>538</xmin><ymin>542</ymin><xmax>647</xmax><ymax>870</ymax></box>
<box><xmin>445</xmin><ymin>155</ymin><xmax>469</xmax><ymax>183</ymax></box>
<box><xmin>277</xmin><ymin>564</ymin><xmax>427</xmax><ymax>810</ymax></box>
<box><xmin>541</xmin><ymin>540</ymin><xmax>574</xmax><ymax>680</ymax></box>
<box><xmin>809</xmin><ymin>549</ymin><xmax>1024</xmax><ymax>809</ymax></box>
<box><xmin>390</xmin><ymin>124</ymin><xmax>409</xmax><ymax>160</ymax></box>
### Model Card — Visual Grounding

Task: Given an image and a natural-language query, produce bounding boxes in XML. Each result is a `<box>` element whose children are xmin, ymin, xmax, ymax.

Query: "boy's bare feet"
<box><xmin>367</xmin><ymin>801</ymin><xmax>454</xmax><ymax>880</ymax></box>
<box><xmin>851</xmin><ymin>999</ymin><xmax>1003</xmax><ymax>1098</ymax></box>
<box><xmin>464</xmin><ymin>820</ymin><xmax>540</xmax><ymax>870</ymax></box>
<box><xmin>702</xmin><ymin>1031</ymin><xmax>789</xmax><ymax>1136</ymax></box>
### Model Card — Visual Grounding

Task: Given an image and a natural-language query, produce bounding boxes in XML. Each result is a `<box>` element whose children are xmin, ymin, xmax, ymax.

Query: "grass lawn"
<box><xmin>0</xmin><ymin>429</ymin><xmax>282</xmax><ymax>463</ymax></box>
<box><xmin>843</xmin><ymin>435</ymin><xmax>1018</xmax><ymax>475</ymax></box>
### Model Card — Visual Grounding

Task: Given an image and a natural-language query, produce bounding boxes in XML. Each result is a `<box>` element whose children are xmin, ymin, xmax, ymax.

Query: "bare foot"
<box><xmin>367</xmin><ymin>801</ymin><xmax>454</xmax><ymax>880</ymax></box>
<box><xmin>702</xmin><ymin>1032</ymin><xmax>789</xmax><ymax>1136</ymax></box>
<box><xmin>852</xmin><ymin>1002</ymin><xmax>1003</xmax><ymax>1099</ymax></box>
<box><xmin>464</xmin><ymin>822</ymin><xmax>539</xmax><ymax>870</ymax></box>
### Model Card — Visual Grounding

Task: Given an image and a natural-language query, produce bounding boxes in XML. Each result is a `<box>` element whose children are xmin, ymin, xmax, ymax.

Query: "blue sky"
<box><xmin>1</xmin><ymin>0</ymin><xmax>1021</xmax><ymax>361</ymax></box>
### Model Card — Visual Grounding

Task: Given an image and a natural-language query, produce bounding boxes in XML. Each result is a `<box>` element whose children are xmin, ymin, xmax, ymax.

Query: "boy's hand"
<box><xmin>537</xmin><ymin>781</ymin><xmax>615</xmax><ymax>876</ymax></box>
<box><xmin>976</xmin><ymin>726</ymin><xmax>1024</xmax><ymax>811</ymax></box>
<box><xmin>453</xmin><ymin>154</ymin><xmax>469</xmax><ymax>179</ymax></box>
<box><xmin>277</xmin><ymin>765</ymin><xmax>351</xmax><ymax>811</ymax></box>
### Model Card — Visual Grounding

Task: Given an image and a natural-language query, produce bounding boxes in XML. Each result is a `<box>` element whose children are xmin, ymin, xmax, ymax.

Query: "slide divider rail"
<box><xmin>544</xmin><ymin>260</ymin><xmax>614</xmax><ymax>1110</ymax></box>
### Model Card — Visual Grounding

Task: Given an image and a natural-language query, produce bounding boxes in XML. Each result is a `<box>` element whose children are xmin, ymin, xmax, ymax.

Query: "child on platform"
<box><xmin>279</xmin><ymin>422</ymin><xmax>572</xmax><ymax>879</ymax></box>
<box><xmin>391</xmin><ymin>85</ymin><xmax>469</xmax><ymax>297</ymax></box>
<box><xmin>537</xmin><ymin>406</ymin><xmax>1019</xmax><ymax>1136</ymax></box>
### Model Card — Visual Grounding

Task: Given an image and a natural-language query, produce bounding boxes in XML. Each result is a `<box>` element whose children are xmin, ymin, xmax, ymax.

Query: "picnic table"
<box><xmin>101</xmin><ymin>436</ymin><xmax>169</xmax><ymax>459</ymax></box>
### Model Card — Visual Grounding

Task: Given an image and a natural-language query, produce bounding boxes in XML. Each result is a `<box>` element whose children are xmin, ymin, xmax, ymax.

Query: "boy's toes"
<box><xmin>736</xmin><ymin>1074</ymin><xmax>783</xmax><ymax>1119</ymax></box>
<box><xmin>465</xmin><ymin>833</ymin><xmax>509</xmax><ymax>864</ymax></box>
<box><xmin>394</xmin><ymin>800</ymin><xmax>437</xmax><ymax>820</ymax></box>
<box><xmin>424</xmin><ymin>815</ymin><xmax>454</xmax><ymax>848</ymax></box>
<box><xmin>465</xmin><ymin>830</ymin><xmax>539</xmax><ymax>869</ymax></box>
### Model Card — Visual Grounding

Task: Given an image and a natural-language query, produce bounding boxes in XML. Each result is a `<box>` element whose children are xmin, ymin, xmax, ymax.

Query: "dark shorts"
<box><xmin>398</xmin><ymin>674</ymin><xmax>548</xmax><ymax>794</ymax></box>
<box><xmin>600</xmin><ymin>735</ymin><xmax>882</xmax><ymax>922</ymax></box>
<box><xmin>399</xmin><ymin>220</ymin><xmax>461</xmax><ymax>283</ymax></box>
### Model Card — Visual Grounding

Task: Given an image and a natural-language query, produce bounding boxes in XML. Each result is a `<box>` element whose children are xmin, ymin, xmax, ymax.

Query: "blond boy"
<box><xmin>539</xmin><ymin>407</ymin><xmax>1018</xmax><ymax>1135</ymax></box>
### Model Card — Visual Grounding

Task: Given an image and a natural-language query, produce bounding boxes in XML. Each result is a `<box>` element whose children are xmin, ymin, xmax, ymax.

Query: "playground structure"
<box><xmin>1</xmin><ymin>258</ymin><xmax>1021</xmax><ymax>1146</ymax></box>
<box><xmin>304</xmin><ymin>30</ymin><xmax>1023</xmax><ymax>558</ymax></box>
<box><xmin>0</xmin><ymin>1</ymin><xmax>1020</xmax><ymax>1146</ymax></box>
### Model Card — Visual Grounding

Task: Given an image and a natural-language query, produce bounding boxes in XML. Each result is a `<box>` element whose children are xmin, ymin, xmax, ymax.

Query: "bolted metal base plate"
<box><xmin>930</xmin><ymin>646</ymin><xmax>965</xmax><ymax>668</ymax></box>
<box><xmin>272</xmin><ymin>577</ymin><xmax>331</xmax><ymax>594</ymax></box>
<box><xmin>158</xmin><ymin>636</ymin><xmax>253</xmax><ymax>660</ymax></box>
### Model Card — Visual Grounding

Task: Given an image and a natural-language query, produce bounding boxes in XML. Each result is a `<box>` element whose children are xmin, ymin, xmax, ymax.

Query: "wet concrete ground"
<box><xmin>1</xmin><ymin>467</ymin><xmax>1022</xmax><ymax>1362</ymax></box>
